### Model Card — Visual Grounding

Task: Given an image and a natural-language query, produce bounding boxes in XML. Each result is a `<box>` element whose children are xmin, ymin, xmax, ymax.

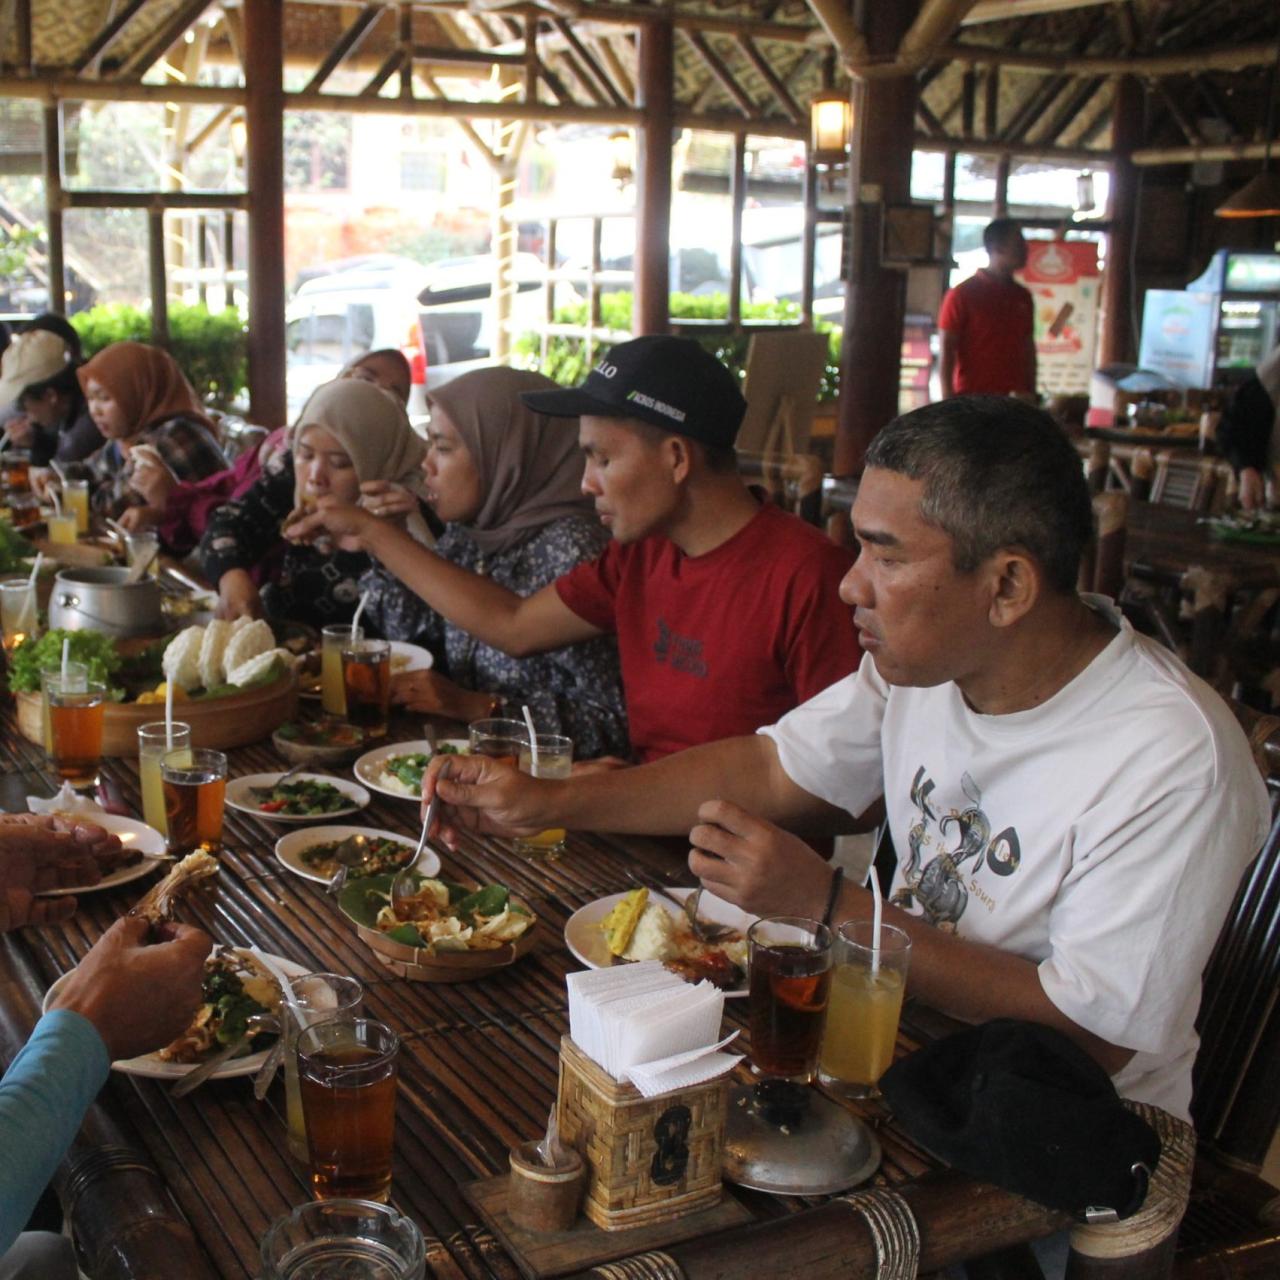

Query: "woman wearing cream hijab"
<box><xmin>199</xmin><ymin>378</ymin><xmax>425</xmax><ymax>626</ymax></box>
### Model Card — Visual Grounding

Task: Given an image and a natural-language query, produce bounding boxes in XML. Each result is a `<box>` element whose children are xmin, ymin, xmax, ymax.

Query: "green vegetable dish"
<box><xmin>300</xmin><ymin>835</ymin><xmax>413</xmax><ymax>878</ymax></box>
<box><xmin>340</xmin><ymin>873</ymin><xmax>534</xmax><ymax>954</ymax></box>
<box><xmin>6</xmin><ymin>629</ymin><xmax>123</xmax><ymax>697</ymax></box>
<box><xmin>156</xmin><ymin>949</ymin><xmax>279</xmax><ymax>1063</ymax></box>
<box><xmin>0</xmin><ymin>518</ymin><xmax>35</xmax><ymax>576</ymax></box>
<box><xmin>252</xmin><ymin>778</ymin><xmax>351</xmax><ymax>816</ymax></box>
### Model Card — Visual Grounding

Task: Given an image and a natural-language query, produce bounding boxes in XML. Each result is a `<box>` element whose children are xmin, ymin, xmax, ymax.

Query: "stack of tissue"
<box><xmin>567</xmin><ymin>962</ymin><xmax>742</xmax><ymax>1098</ymax></box>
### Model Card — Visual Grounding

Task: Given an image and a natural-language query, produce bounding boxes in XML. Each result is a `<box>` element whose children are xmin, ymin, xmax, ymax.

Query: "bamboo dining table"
<box><xmin>0</xmin><ymin>700</ymin><xmax>1173</xmax><ymax>1280</ymax></box>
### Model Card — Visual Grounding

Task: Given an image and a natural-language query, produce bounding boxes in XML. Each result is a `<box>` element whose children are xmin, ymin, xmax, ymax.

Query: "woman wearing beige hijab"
<box><xmin>199</xmin><ymin>378</ymin><xmax>425</xmax><ymax>626</ymax></box>
<box><xmin>331</xmin><ymin>367</ymin><xmax>628</xmax><ymax>758</ymax></box>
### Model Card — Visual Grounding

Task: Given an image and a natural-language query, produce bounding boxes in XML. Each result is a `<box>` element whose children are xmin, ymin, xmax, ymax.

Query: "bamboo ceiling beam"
<box><xmin>524</xmin><ymin>13</ymin><xmax>540</xmax><ymax>103</ymax></box>
<box><xmin>0</xmin><ymin>75</ymin><xmax>247</xmax><ymax>105</ymax></box>
<box><xmin>303</xmin><ymin>3</ymin><xmax>386</xmax><ymax>93</ymax></box>
<box><xmin>898</xmin><ymin>0</ymin><xmax>984</xmax><ymax>72</ymax></box>
<box><xmin>553</xmin><ymin>18</ymin><xmax>627</xmax><ymax>108</ymax></box>
<box><xmin>15</xmin><ymin>0</ymin><xmax>33</xmax><ymax>73</ymax></box>
<box><xmin>917</xmin><ymin>97</ymin><xmax>945</xmax><ymax>137</ymax></box>
<box><xmin>183</xmin><ymin>103</ymin><xmax>234</xmax><ymax>156</ymax></box>
<box><xmin>1130</xmin><ymin>138</ymin><xmax>1278</xmax><ymax>166</ymax></box>
<box><xmin>683</xmin><ymin>30</ymin><xmax>755</xmax><ymax>118</ymax></box>
<box><xmin>735</xmin><ymin>36</ymin><xmax>803</xmax><ymax>125</ymax></box>
<box><xmin>594</xmin><ymin>35</ymin><xmax>633</xmax><ymax>104</ymax></box>
<box><xmin>804</xmin><ymin>0</ymin><xmax>867</xmax><ymax>72</ymax></box>
<box><xmin>551</xmin><ymin>46</ymin><xmax>604</xmax><ymax>106</ymax></box>
<box><xmin>72</xmin><ymin>0</ymin><xmax>149</xmax><ymax>75</ymax></box>
<box><xmin>937</xmin><ymin>40</ymin><xmax>1279</xmax><ymax>77</ymax></box>
<box><xmin>914</xmin><ymin>133</ymin><xmax>1108</xmax><ymax>164</ymax></box>
<box><xmin>361</xmin><ymin>47</ymin><xmax>404</xmax><ymax>95</ymax></box>
<box><xmin>1035</xmin><ymin>74</ymin><xmax>1105</xmax><ymax>144</ymax></box>
<box><xmin>290</xmin><ymin>85</ymin><xmax>641</xmax><ymax>124</ymax></box>
<box><xmin>418</xmin><ymin>69</ymin><xmax>500</xmax><ymax>168</ymax></box>
<box><xmin>63</xmin><ymin>190</ymin><xmax>248</xmax><ymax>209</ymax></box>
<box><xmin>1152</xmin><ymin>81</ymin><xmax>1202</xmax><ymax>146</ymax></box>
<box><xmin>117</xmin><ymin>0</ymin><xmax>216</xmax><ymax>80</ymax></box>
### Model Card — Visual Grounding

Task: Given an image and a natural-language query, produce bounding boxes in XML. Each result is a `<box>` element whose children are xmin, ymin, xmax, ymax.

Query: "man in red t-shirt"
<box><xmin>287</xmin><ymin>336</ymin><xmax>859</xmax><ymax>761</ymax></box>
<box><xmin>939</xmin><ymin>219</ymin><xmax>1037</xmax><ymax>399</ymax></box>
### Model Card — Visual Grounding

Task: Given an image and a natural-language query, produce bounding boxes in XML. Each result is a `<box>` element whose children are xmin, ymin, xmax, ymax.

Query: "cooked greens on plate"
<box><xmin>251</xmin><ymin>778</ymin><xmax>351</xmax><ymax>816</ymax></box>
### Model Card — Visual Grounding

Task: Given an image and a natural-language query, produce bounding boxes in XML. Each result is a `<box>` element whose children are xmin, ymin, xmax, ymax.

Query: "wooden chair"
<box><xmin>1176</xmin><ymin>708</ymin><xmax>1280</xmax><ymax>1271</ymax></box>
<box><xmin>1084</xmin><ymin>439</ymin><xmax>1111</xmax><ymax>496</ymax></box>
<box><xmin>736</xmin><ymin>450</ymin><xmax>824</xmax><ymax>526</ymax></box>
<box><xmin>1149</xmin><ymin>451</ymin><xmax>1222</xmax><ymax>514</ymax></box>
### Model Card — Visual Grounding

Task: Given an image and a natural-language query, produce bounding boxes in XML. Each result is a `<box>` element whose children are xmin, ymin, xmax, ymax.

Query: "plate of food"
<box><xmin>338</xmin><ymin>870</ymin><xmax>536</xmax><ymax>982</ymax></box>
<box><xmin>225</xmin><ymin>772</ymin><xmax>370</xmax><ymax>822</ymax></box>
<box><xmin>272</xmin><ymin>718</ymin><xmax>369</xmax><ymax>766</ymax></box>
<box><xmin>274</xmin><ymin>825</ymin><xmax>437</xmax><ymax>885</ymax></box>
<box><xmin>38</xmin><ymin>812</ymin><xmax>168</xmax><ymax>898</ymax></box>
<box><xmin>43</xmin><ymin>946</ymin><xmax>306</xmax><ymax>1079</ymax></box>
<box><xmin>353</xmin><ymin>739</ymin><xmax>469</xmax><ymax>801</ymax></box>
<box><xmin>565</xmin><ymin>887</ymin><xmax>754</xmax><ymax>995</ymax></box>
<box><xmin>387</xmin><ymin>641</ymin><xmax>434</xmax><ymax>676</ymax></box>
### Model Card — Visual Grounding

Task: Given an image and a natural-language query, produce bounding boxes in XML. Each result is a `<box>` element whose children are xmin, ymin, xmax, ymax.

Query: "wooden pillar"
<box><xmin>41</xmin><ymin>103</ymin><xmax>67</xmax><ymax>313</ymax></box>
<box><xmin>1099</xmin><ymin>75</ymin><xmax>1142</xmax><ymax>368</ymax></box>
<box><xmin>148</xmin><ymin>207</ymin><xmax>169</xmax><ymax>346</ymax></box>
<box><xmin>801</xmin><ymin>160</ymin><xmax>818</xmax><ymax>327</ymax></box>
<box><xmin>634</xmin><ymin>14</ymin><xmax>673</xmax><ymax>336</ymax></box>
<box><xmin>243</xmin><ymin>0</ymin><xmax>287</xmax><ymax>427</ymax></box>
<box><xmin>834</xmin><ymin>1</ymin><xmax>920</xmax><ymax>477</ymax></box>
<box><xmin>728</xmin><ymin>133</ymin><xmax>747</xmax><ymax>327</ymax></box>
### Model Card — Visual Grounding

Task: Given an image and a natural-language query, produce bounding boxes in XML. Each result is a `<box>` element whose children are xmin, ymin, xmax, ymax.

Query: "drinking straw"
<box><xmin>18</xmin><ymin>553</ymin><xmax>41</xmax><ymax>631</ymax></box>
<box><xmin>866</xmin><ymin>854</ymin><xmax>883</xmax><ymax>978</ymax></box>
<box><xmin>61</xmin><ymin>636</ymin><xmax>70</xmax><ymax>681</ymax></box>
<box><xmin>165</xmin><ymin>677</ymin><xmax>175</xmax><ymax>750</ymax></box>
<box><xmin>349</xmin><ymin>591</ymin><xmax>369</xmax><ymax>643</ymax></box>
<box><xmin>521</xmin><ymin>704</ymin><xmax>539</xmax><ymax>772</ymax></box>
<box><xmin>50</xmin><ymin>486</ymin><xmax>62</xmax><ymax>517</ymax></box>
<box><xmin>49</xmin><ymin>460</ymin><xmax>67</xmax><ymax>483</ymax></box>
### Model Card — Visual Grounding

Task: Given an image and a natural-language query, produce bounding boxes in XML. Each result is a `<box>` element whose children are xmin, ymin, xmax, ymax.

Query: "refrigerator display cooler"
<box><xmin>1138</xmin><ymin>250</ymin><xmax>1280</xmax><ymax>390</ymax></box>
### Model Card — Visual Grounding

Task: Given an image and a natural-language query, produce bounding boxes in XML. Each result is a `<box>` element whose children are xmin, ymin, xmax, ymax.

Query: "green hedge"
<box><xmin>513</xmin><ymin>292</ymin><xmax>842</xmax><ymax>402</ymax></box>
<box><xmin>71</xmin><ymin>302</ymin><xmax>248</xmax><ymax>409</ymax></box>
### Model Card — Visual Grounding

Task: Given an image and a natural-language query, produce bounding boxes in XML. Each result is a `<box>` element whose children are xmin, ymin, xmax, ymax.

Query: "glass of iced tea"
<box><xmin>0</xmin><ymin>575</ymin><xmax>38</xmax><ymax>655</ymax></box>
<box><xmin>283</xmin><ymin>973</ymin><xmax>365</xmax><ymax>1165</ymax></box>
<box><xmin>46</xmin><ymin>676</ymin><xmax>107</xmax><ymax>790</ymax></box>
<box><xmin>321</xmin><ymin>623</ymin><xmax>360</xmax><ymax>717</ymax></box>
<box><xmin>7</xmin><ymin>492</ymin><xmax>40</xmax><ymax>530</ymax></box>
<box><xmin>341</xmin><ymin>637</ymin><xmax>390</xmax><ymax>737</ymax></box>
<box><xmin>161</xmin><ymin>747</ymin><xmax>227</xmax><ymax>856</ymax></box>
<box><xmin>137</xmin><ymin>722</ymin><xmax>192</xmax><ymax>837</ymax></box>
<box><xmin>41</xmin><ymin>662</ymin><xmax>85</xmax><ymax>752</ymax></box>
<box><xmin>467</xmin><ymin>716</ymin><xmax>528</xmax><ymax>766</ymax></box>
<box><xmin>747</xmin><ymin>916</ymin><xmax>833</xmax><ymax>1084</ymax></box>
<box><xmin>1</xmin><ymin>449</ymin><xmax>31</xmax><ymax>493</ymax></box>
<box><xmin>819</xmin><ymin>921</ymin><xmax>910</xmax><ymax>1097</ymax></box>
<box><xmin>514</xmin><ymin>733</ymin><xmax>573</xmax><ymax>857</ymax></box>
<box><xmin>298</xmin><ymin>1017</ymin><xmax>400</xmax><ymax>1203</ymax></box>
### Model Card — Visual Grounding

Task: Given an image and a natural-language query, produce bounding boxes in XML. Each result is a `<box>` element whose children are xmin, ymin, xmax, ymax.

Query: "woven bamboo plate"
<box><xmin>338</xmin><ymin>872</ymin><xmax>538</xmax><ymax>982</ymax></box>
<box><xmin>16</xmin><ymin>670</ymin><xmax>298</xmax><ymax>757</ymax></box>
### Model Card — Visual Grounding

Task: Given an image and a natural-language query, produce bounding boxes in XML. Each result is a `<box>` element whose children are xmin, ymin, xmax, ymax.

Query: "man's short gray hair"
<box><xmin>864</xmin><ymin>396</ymin><xmax>1092</xmax><ymax>594</ymax></box>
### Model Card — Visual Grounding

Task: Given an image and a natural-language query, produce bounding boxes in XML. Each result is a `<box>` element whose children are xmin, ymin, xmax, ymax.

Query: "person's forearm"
<box><xmin>0</xmin><ymin>1011</ymin><xmax>109</xmax><ymax>1252</ymax></box>
<box><xmin>542</xmin><ymin>735</ymin><xmax>842</xmax><ymax>836</ymax></box>
<box><xmin>819</xmin><ymin>881</ymin><xmax>1134</xmax><ymax>1075</ymax></box>
<box><xmin>939</xmin><ymin>351</ymin><xmax>957</xmax><ymax>399</ymax></box>
<box><xmin>364</xmin><ymin>521</ymin><xmax>545</xmax><ymax>657</ymax></box>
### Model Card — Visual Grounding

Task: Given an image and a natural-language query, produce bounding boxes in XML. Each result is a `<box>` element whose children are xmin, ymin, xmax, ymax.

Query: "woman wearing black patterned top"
<box><xmin>200</xmin><ymin>379</ymin><xmax>425</xmax><ymax>628</ymax></box>
<box><xmin>349</xmin><ymin>368</ymin><xmax>629</xmax><ymax>759</ymax></box>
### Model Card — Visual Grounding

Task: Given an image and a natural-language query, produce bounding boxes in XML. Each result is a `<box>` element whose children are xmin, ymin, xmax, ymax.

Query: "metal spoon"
<box><xmin>325</xmin><ymin>834</ymin><xmax>373</xmax><ymax>898</ymax></box>
<box><xmin>170</xmin><ymin>1013</ymin><xmax>280</xmax><ymax>1098</ymax></box>
<box><xmin>390</xmin><ymin>761</ymin><xmax>448</xmax><ymax>919</ymax></box>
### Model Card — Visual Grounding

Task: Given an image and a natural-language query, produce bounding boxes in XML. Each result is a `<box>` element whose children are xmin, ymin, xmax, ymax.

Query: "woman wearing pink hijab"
<box><xmin>75</xmin><ymin>341</ymin><xmax>227</xmax><ymax>519</ymax></box>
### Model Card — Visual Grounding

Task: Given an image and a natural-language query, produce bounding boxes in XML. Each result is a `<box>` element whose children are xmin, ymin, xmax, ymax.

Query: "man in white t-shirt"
<box><xmin>424</xmin><ymin>395</ymin><xmax>1271</xmax><ymax>1120</ymax></box>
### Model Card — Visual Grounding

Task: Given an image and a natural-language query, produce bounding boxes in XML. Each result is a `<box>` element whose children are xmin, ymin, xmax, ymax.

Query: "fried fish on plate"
<box><xmin>129</xmin><ymin>850</ymin><xmax>219</xmax><ymax>926</ymax></box>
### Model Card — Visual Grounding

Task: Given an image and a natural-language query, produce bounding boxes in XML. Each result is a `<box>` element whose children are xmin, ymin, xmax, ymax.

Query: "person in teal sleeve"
<box><xmin>0</xmin><ymin>816</ymin><xmax>211</xmax><ymax>1276</ymax></box>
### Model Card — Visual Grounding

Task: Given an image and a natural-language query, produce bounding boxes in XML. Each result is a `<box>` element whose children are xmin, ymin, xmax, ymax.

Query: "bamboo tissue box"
<box><xmin>556</xmin><ymin>1034</ymin><xmax>728</xmax><ymax>1232</ymax></box>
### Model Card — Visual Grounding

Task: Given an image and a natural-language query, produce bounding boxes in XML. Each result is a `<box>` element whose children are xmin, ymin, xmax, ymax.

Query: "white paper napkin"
<box><xmin>28</xmin><ymin>783</ymin><xmax>107</xmax><ymax>818</ymax></box>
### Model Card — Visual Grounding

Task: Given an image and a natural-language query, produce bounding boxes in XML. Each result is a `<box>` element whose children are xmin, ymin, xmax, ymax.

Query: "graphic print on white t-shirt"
<box><xmin>890</xmin><ymin>765</ymin><xmax>1022</xmax><ymax>931</ymax></box>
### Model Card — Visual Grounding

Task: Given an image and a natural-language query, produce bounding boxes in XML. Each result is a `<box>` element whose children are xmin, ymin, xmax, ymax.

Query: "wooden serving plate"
<box><xmin>17</xmin><ymin>670</ymin><xmax>299</xmax><ymax>757</ymax></box>
<box><xmin>355</xmin><ymin>917</ymin><xmax>538</xmax><ymax>982</ymax></box>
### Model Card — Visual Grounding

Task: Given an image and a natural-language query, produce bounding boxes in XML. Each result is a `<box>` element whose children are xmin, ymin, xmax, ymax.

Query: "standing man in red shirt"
<box><xmin>939</xmin><ymin>218</ymin><xmax>1037</xmax><ymax>399</ymax></box>
<box><xmin>286</xmin><ymin>336</ymin><xmax>860</xmax><ymax>762</ymax></box>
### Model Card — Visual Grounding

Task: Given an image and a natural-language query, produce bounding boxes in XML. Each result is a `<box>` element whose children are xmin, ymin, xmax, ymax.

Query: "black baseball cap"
<box><xmin>519</xmin><ymin>335</ymin><xmax>747</xmax><ymax>450</ymax></box>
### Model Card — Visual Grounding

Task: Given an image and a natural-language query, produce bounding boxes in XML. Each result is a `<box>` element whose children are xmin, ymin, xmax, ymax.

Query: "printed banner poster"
<box><xmin>1019</xmin><ymin>240</ymin><xmax>1101</xmax><ymax>397</ymax></box>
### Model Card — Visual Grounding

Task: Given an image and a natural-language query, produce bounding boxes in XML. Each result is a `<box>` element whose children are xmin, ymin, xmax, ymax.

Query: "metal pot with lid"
<box><xmin>49</xmin><ymin>567</ymin><xmax>163</xmax><ymax>638</ymax></box>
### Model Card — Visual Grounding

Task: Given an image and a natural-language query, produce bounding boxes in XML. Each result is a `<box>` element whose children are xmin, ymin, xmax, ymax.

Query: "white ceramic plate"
<box><xmin>274</xmin><ymin>824</ymin><xmax>438</xmax><ymax>885</ymax></box>
<box><xmin>353</xmin><ymin>739</ymin><xmax>469</xmax><ymax>802</ymax></box>
<box><xmin>43</xmin><ymin>951</ymin><xmax>309</xmax><ymax>1079</ymax></box>
<box><xmin>387</xmin><ymin>641</ymin><xmax>434</xmax><ymax>675</ymax></box>
<box><xmin>564</xmin><ymin>888</ymin><xmax>757</xmax><ymax>997</ymax></box>
<box><xmin>40</xmin><ymin>814</ymin><xmax>168</xmax><ymax>898</ymax></box>
<box><xmin>224</xmin><ymin>772</ymin><xmax>370</xmax><ymax>823</ymax></box>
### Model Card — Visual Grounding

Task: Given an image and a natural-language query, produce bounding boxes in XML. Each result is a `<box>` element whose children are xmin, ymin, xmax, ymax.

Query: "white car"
<box><xmin>286</xmin><ymin>258</ymin><xmax>431</xmax><ymax>418</ymax></box>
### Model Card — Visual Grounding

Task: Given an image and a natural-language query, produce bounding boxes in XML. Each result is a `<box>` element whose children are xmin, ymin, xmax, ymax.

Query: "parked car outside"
<box><xmin>286</xmin><ymin>257</ymin><xmax>431</xmax><ymax>418</ymax></box>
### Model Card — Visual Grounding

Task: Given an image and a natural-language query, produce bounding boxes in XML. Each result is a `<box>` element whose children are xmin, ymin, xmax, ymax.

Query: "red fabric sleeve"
<box><xmin>938</xmin><ymin>284</ymin><xmax>964</xmax><ymax>333</ymax></box>
<box><xmin>779</xmin><ymin>541</ymin><xmax>861</xmax><ymax>703</ymax></box>
<box><xmin>553</xmin><ymin>542</ymin><xmax>622</xmax><ymax>633</ymax></box>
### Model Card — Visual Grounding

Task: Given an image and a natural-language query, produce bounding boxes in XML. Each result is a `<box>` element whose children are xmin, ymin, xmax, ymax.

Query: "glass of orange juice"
<box><xmin>818</xmin><ymin>920</ymin><xmax>911</xmax><ymax>1097</ymax></box>
<box><xmin>62</xmin><ymin>478</ymin><xmax>90</xmax><ymax>534</ymax></box>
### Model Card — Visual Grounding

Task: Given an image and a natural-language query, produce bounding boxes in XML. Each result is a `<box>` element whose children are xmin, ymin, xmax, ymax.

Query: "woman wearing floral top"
<box><xmin>75</xmin><ymin>342</ymin><xmax>227</xmax><ymax>519</ymax></box>
<box><xmin>342</xmin><ymin>367</ymin><xmax>629</xmax><ymax>760</ymax></box>
<box><xmin>200</xmin><ymin>378</ymin><xmax>425</xmax><ymax>628</ymax></box>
